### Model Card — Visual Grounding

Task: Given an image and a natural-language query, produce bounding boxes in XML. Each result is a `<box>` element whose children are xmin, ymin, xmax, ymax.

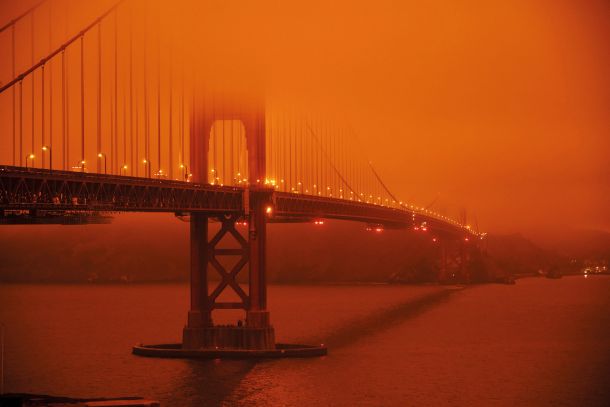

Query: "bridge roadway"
<box><xmin>0</xmin><ymin>165</ymin><xmax>474</xmax><ymax>236</ymax></box>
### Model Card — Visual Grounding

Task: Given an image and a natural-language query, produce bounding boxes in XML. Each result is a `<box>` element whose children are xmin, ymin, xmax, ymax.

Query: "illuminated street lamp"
<box><xmin>25</xmin><ymin>153</ymin><xmax>35</xmax><ymax>169</ymax></box>
<box><xmin>179</xmin><ymin>164</ymin><xmax>188</xmax><ymax>181</ymax></box>
<box><xmin>97</xmin><ymin>153</ymin><xmax>107</xmax><ymax>174</ymax></box>
<box><xmin>120</xmin><ymin>164</ymin><xmax>128</xmax><ymax>176</ymax></box>
<box><xmin>142</xmin><ymin>159</ymin><xmax>151</xmax><ymax>178</ymax></box>
<box><xmin>42</xmin><ymin>145</ymin><xmax>52</xmax><ymax>171</ymax></box>
<box><xmin>80</xmin><ymin>160</ymin><xmax>86</xmax><ymax>172</ymax></box>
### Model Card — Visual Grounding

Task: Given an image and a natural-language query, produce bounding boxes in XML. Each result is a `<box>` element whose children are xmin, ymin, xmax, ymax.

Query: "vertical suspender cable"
<box><xmin>134</xmin><ymin>21</ymin><xmax>139</xmax><ymax>178</ymax></box>
<box><xmin>327</xmin><ymin>121</ymin><xmax>331</xmax><ymax>196</ymax></box>
<box><xmin>61</xmin><ymin>50</ymin><xmax>66</xmax><ymax>169</ymax></box>
<box><xmin>19</xmin><ymin>81</ymin><xmax>23</xmax><ymax>166</ymax></box>
<box><xmin>212</xmin><ymin>93</ymin><xmax>216</xmax><ymax>182</ymax></box>
<box><xmin>341</xmin><ymin>129</ymin><xmax>344</xmax><ymax>197</ymax></box>
<box><xmin>62</xmin><ymin>49</ymin><xmax>71</xmax><ymax>170</ymax></box>
<box><xmin>49</xmin><ymin>2</ymin><xmax>53</xmax><ymax>169</ymax></box>
<box><xmin>234</xmin><ymin>92</ymin><xmax>239</xmax><ymax>183</ymax></box>
<box><xmin>230</xmin><ymin>97</ymin><xmax>234</xmax><ymax>184</ymax></box>
<box><xmin>297</xmin><ymin>119</ymin><xmax>305</xmax><ymax>192</ymax></box>
<box><xmin>324</xmin><ymin>120</ymin><xmax>328</xmax><ymax>195</ymax></box>
<box><xmin>121</xmin><ymin>11</ymin><xmax>126</xmax><ymax>172</ymax></box>
<box><xmin>157</xmin><ymin>9</ymin><xmax>161</xmax><ymax>177</ymax></box>
<box><xmin>319</xmin><ymin>118</ymin><xmax>322</xmax><ymax>194</ymax></box>
<box><xmin>12</xmin><ymin>25</ymin><xmax>16</xmax><ymax>165</ymax></box>
<box><xmin>42</xmin><ymin>65</ymin><xmax>45</xmax><ymax>168</ymax></box>
<box><xmin>267</xmin><ymin>101</ymin><xmax>271</xmax><ymax>183</ymax></box>
<box><xmin>31</xmin><ymin>13</ymin><xmax>35</xmax><ymax>157</ymax></box>
<box><xmin>144</xmin><ymin>13</ymin><xmax>149</xmax><ymax>177</ymax></box>
<box><xmin>123</xmin><ymin>54</ymin><xmax>127</xmax><ymax>172</ymax></box>
<box><xmin>180</xmin><ymin>58</ymin><xmax>185</xmax><ymax>175</ymax></box>
<box><xmin>280</xmin><ymin>111</ymin><xmax>288</xmax><ymax>192</ymax></box>
<box><xmin>169</xmin><ymin>43</ymin><xmax>173</xmax><ymax>179</ymax></box>
<box><xmin>320</xmin><ymin>119</ymin><xmax>324</xmax><ymax>194</ymax></box>
<box><xmin>135</xmin><ymin>59</ymin><xmax>139</xmax><ymax>177</ymax></box>
<box><xmin>330</xmin><ymin>123</ymin><xmax>340</xmax><ymax>198</ymax></box>
<box><xmin>329</xmin><ymin>122</ymin><xmax>332</xmax><ymax>195</ymax></box>
<box><xmin>80</xmin><ymin>35</ymin><xmax>85</xmax><ymax>171</ymax></box>
<box><xmin>271</xmin><ymin>105</ymin><xmax>275</xmax><ymax>185</ymax></box>
<box><xmin>114</xmin><ymin>10</ymin><xmax>118</xmax><ymax>173</ymax></box>
<box><xmin>179</xmin><ymin>7</ymin><xmax>185</xmax><ymax>175</ymax></box>
<box><xmin>278</xmin><ymin>110</ymin><xmax>282</xmax><ymax>189</ymax></box>
<box><xmin>310</xmin><ymin>115</ymin><xmax>313</xmax><ymax>194</ymax></box>
<box><xmin>129</xmin><ymin>5</ymin><xmax>134</xmax><ymax>174</ymax></box>
<box><xmin>97</xmin><ymin>23</ymin><xmax>102</xmax><ymax>171</ymax></box>
<box><xmin>31</xmin><ymin>75</ymin><xmax>35</xmax><ymax>159</ymax></box>
<box><xmin>289</xmin><ymin>110</ymin><xmax>292</xmax><ymax>190</ymax></box>
<box><xmin>222</xmin><ymin>93</ymin><xmax>225</xmax><ymax>184</ymax></box>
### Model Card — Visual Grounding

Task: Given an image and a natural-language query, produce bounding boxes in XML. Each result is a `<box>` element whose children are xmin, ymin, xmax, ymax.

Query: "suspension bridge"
<box><xmin>0</xmin><ymin>0</ymin><xmax>483</xmax><ymax>356</ymax></box>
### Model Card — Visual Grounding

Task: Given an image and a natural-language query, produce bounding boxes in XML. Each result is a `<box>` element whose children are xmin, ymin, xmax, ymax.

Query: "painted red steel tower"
<box><xmin>183</xmin><ymin>90</ymin><xmax>275</xmax><ymax>350</ymax></box>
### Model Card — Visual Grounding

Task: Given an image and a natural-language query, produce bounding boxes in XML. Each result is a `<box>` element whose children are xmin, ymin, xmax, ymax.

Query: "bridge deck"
<box><xmin>0</xmin><ymin>166</ymin><xmax>474</xmax><ymax>236</ymax></box>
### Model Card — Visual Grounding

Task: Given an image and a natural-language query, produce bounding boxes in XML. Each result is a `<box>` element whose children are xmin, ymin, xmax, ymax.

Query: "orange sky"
<box><xmin>1</xmin><ymin>0</ymin><xmax>609</xmax><ymax>241</ymax></box>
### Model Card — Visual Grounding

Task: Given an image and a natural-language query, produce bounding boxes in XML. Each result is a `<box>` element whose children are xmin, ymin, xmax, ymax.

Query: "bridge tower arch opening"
<box><xmin>183</xmin><ymin>90</ymin><xmax>275</xmax><ymax>351</ymax></box>
<box><xmin>208</xmin><ymin>120</ymin><xmax>248</xmax><ymax>186</ymax></box>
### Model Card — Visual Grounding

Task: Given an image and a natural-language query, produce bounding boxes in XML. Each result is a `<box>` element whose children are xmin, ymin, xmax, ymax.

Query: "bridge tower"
<box><xmin>437</xmin><ymin>236</ymin><xmax>486</xmax><ymax>284</ymax></box>
<box><xmin>182</xmin><ymin>90</ymin><xmax>276</xmax><ymax>350</ymax></box>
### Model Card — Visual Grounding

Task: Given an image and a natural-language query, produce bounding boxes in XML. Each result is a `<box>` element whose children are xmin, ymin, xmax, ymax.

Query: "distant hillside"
<box><xmin>542</xmin><ymin>228</ymin><xmax>610</xmax><ymax>260</ymax></box>
<box><xmin>485</xmin><ymin>233</ymin><xmax>560</xmax><ymax>276</ymax></box>
<box><xmin>0</xmin><ymin>214</ymin><xmax>604</xmax><ymax>283</ymax></box>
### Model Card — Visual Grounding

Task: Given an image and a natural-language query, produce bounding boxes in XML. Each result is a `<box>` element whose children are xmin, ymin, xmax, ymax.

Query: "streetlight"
<box><xmin>25</xmin><ymin>153</ymin><xmax>35</xmax><ymax>169</ymax></box>
<box><xmin>97</xmin><ymin>153</ymin><xmax>107</xmax><ymax>174</ymax></box>
<box><xmin>179</xmin><ymin>164</ymin><xmax>188</xmax><ymax>181</ymax></box>
<box><xmin>42</xmin><ymin>145</ymin><xmax>52</xmax><ymax>171</ymax></box>
<box><xmin>120</xmin><ymin>164</ymin><xmax>128</xmax><ymax>176</ymax></box>
<box><xmin>80</xmin><ymin>160</ymin><xmax>86</xmax><ymax>172</ymax></box>
<box><xmin>142</xmin><ymin>159</ymin><xmax>151</xmax><ymax>178</ymax></box>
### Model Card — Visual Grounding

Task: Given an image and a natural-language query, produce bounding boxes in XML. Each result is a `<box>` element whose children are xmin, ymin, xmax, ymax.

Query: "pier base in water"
<box><xmin>132</xmin><ymin>343</ymin><xmax>327</xmax><ymax>359</ymax></box>
<box><xmin>182</xmin><ymin>324</ymin><xmax>276</xmax><ymax>351</ymax></box>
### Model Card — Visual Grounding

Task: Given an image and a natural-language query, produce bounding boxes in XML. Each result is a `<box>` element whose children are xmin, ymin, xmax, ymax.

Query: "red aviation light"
<box><xmin>366</xmin><ymin>223</ymin><xmax>384</xmax><ymax>232</ymax></box>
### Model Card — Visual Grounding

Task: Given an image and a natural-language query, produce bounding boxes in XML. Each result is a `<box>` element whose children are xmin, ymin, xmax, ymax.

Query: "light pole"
<box><xmin>120</xmin><ymin>164</ymin><xmax>128</xmax><ymax>176</ymax></box>
<box><xmin>25</xmin><ymin>154</ymin><xmax>34</xmax><ymax>169</ymax></box>
<box><xmin>80</xmin><ymin>160</ymin><xmax>86</xmax><ymax>173</ymax></box>
<box><xmin>42</xmin><ymin>146</ymin><xmax>52</xmax><ymax>171</ymax></box>
<box><xmin>142</xmin><ymin>159</ymin><xmax>150</xmax><ymax>178</ymax></box>
<box><xmin>97</xmin><ymin>153</ymin><xmax>107</xmax><ymax>174</ymax></box>
<box><xmin>179</xmin><ymin>164</ymin><xmax>188</xmax><ymax>181</ymax></box>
